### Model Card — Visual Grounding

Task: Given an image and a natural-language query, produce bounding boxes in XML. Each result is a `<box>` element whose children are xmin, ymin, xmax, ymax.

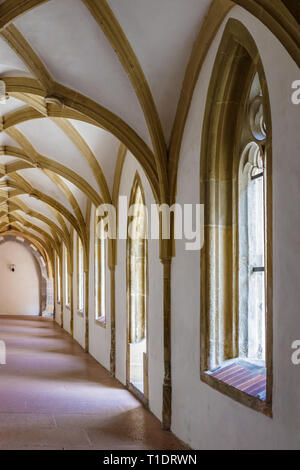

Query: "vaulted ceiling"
<box><xmin>0</xmin><ymin>0</ymin><xmax>298</xmax><ymax>266</ymax></box>
<box><xmin>0</xmin><ymin>0</ymin><xmax>213</xmax><ymax>261</ymax></box>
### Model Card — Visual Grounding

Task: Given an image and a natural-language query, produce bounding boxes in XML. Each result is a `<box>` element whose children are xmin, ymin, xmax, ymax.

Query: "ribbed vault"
<box><xmin>0</xmin><ymin>0</ymin><xmax>298</xmax><ymax>274</ymax></box>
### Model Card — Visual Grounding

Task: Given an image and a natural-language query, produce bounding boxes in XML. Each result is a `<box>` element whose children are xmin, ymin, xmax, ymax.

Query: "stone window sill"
<box><xmin>95</xmin><ymin>316</ymin><xmax>106</xmax><ymax>328</ymax></box>
<box><xmin>201</xmin><ymin>357</ymin><xmax>272</xmax><ymax>417</ymax></box>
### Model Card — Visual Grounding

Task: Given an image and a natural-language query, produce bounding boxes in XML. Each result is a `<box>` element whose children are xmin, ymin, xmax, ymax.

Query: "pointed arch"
<box><xmin>126</xmin><ymin>172</ymin><xmax>149</xmax><ymax>400</ymax></box>
<box><xmin>199</xmin><ymin>18</ymin><xmax>273</xmax><ymax>416</ymax></box>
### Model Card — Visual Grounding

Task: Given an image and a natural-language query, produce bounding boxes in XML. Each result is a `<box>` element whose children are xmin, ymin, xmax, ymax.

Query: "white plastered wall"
<box><xmin>0</xmin><ymin>240</ymin><xmax>40</xmax><ymax>316</ymax></box>
<box><xmin>171</xmin><ymin>6</ymin><xmax>300</xmax><ymax>449</ymax></box>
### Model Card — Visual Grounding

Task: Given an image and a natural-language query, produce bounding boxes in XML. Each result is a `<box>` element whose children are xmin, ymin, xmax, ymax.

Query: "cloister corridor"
<box><xmin>0</xmin><ymin>0</ymin><xmax>298</xmax><ymax>452</ymax></box>
<box><xmin>0</xmin><ymin>316</ymin><xmax>184</xmax><ymax>450</ymax></box>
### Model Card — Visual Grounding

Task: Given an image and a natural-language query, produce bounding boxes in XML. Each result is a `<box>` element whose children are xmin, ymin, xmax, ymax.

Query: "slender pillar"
<box><xmin>161</xmin><ymin>253</ymin><xmax>172</xmax><ymax>431</ymax></box>
<box><xmin>60</xmin><ymin>253</ymin><xmax>63</xmax><ymax>328</ymax></box>
<box><xmin>110</xmin><ymin>265</ymin><xmax>116</xmax><ymax>376</ymax></box>
<box><xmin>84</xmin><ymin>267</ymin><xmax>89</xmax><ymax>352</ymax></box>
<box><xmin>52</xmin><ymin>251</ymin><xmax>56</xmax><ymax>321</ymax></box>
<box><xmin>70</xmin><ymin>270</ymin><xmax>74</xmax><ymax>336</ymax></box>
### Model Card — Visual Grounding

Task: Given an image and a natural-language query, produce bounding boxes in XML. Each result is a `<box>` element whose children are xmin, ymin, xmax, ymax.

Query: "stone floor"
<box><xmin>0</xmin><ymin>315</ymin><xmax>185</xmax><ymax>450</ymax></box>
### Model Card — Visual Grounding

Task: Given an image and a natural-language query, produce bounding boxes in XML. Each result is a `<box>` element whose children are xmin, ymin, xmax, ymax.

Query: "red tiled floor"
<box><xmin>0</xmin><ymin>315</ymin><xmax>185</xmax><ymax>450</ymax></box>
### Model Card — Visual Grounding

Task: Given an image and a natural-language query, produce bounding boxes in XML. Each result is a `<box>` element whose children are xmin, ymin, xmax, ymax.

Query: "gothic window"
<box><xmin>127</xmin><ymin>175</ymin><xmax>148</xmax><ymax>397</ymax></box>
<box><xmin>239</xmin><ymin>75</ymin><xmax>267</xmax><ymax>367</ymax></box>
<box><xmin>77</xmin><ymin>236</ymin><xmax>84</xmax><ymax>312</ymax></box>
<box><xmin>56</xmin><ymin>255</ymin><xmax>61</xmax><ymax>303</ymax></box>
<box><xmin>64</xmin><ymin>245</ymin><xmax>70</xmax><ymax>307</ymax></box>
<box><xmin>200</xmin><ymin>19</ymin><xmax>272</xmax><ymax>415</ymax></box>
<box><xmin>95</xmin><ymin>210</ymin><xmax>106</xmax><ymax>322</ymax></box>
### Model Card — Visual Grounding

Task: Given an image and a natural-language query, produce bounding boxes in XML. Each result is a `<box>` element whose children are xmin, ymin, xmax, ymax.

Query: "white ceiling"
<box><xmin>107</xmin><ymin>0</ymin><xmax>211</xmax><ymax>142</ymax></box>
<box><xmin>0</xmin><ymin>0</ymin><xmax>217</xmax><ymax>255</ymax></box>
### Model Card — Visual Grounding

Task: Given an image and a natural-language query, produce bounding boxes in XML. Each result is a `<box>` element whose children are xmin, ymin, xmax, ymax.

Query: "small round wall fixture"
<box><xmin>8</xmin><ymin>264</ymin><xmax>16</xmax><ymax>273</ymax></box>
